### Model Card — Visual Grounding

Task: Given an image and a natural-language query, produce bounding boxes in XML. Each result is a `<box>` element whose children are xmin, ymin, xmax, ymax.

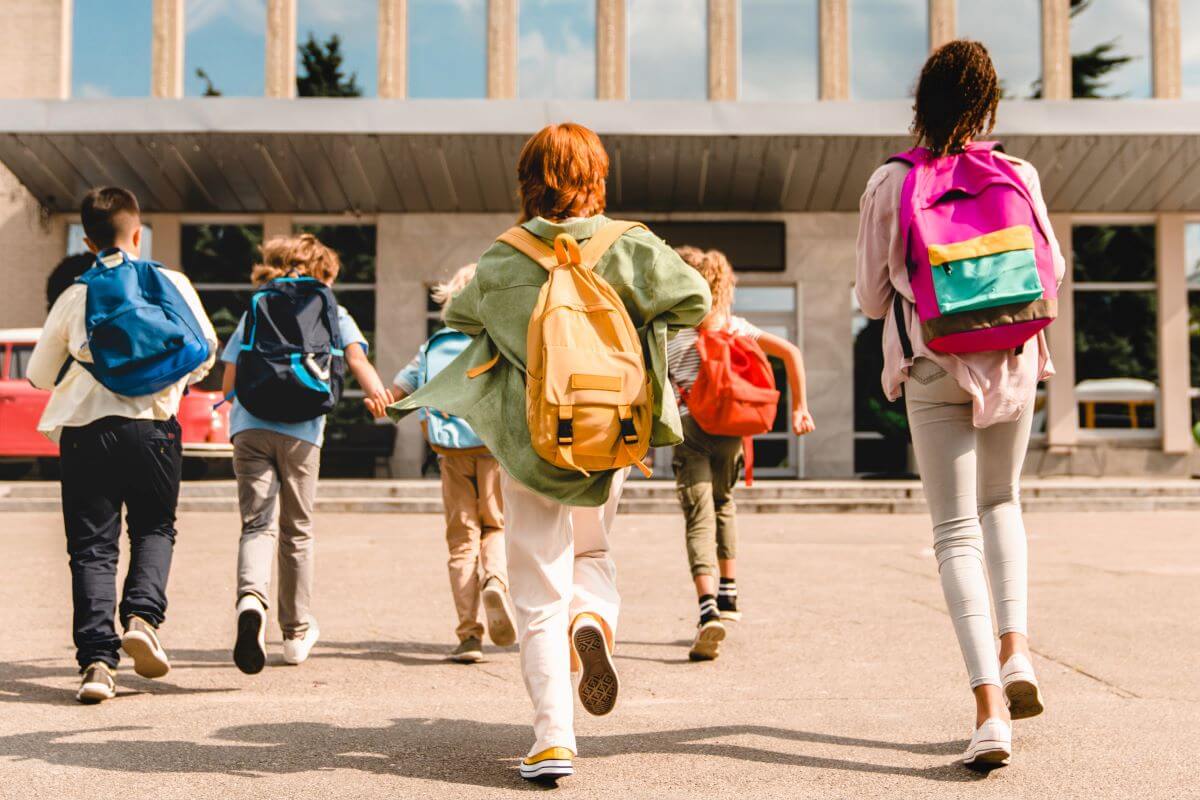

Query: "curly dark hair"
<box><xmin>911</xmin><ymin>40</ymin><xmax>1000</xmax><ymax>157</ymax></box>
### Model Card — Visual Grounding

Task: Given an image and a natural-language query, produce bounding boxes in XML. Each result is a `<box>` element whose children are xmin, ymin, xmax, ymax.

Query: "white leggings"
<box><xmin>905</xmin><ymin>359</ymin><xmax>1033</xmax><ymax>689</ymax></box>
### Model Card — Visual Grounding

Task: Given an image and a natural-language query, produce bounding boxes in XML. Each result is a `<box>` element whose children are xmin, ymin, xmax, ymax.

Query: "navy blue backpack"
<box><xmin>66</xmin><ymin>251</ymin><xmax>211</xmax><ymax>397</ymax></box>
<box><xmin>234</xmin><ymin>276</ymin><xmax>345</xmax><ymax>423</ymax></box>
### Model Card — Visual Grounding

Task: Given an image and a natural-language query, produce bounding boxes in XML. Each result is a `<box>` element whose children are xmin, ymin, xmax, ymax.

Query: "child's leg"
<box><xmin>60</xmin><ymin>423</ymin><xmax>124</xmax><ymax>671</ymax></box>
<box><xmin>711</xmin><ymin>436</ymin><xmax>743</xmax><ymax>616</ymax></box>
<box><xmin>119</xmin><ymin>419</ymin><xmax>182</xmax><ymax>629</ymax></box>
<box><xmin>233</xmin><ymin>431</ymin><xmax>282</xmax><ymax>611</ymax></box>
<box><xmin>672</xmin><ymin>432</ymin><xmax>719</xmax><ymax>598</ymax></box>
<box><xmin>567</xmin><ymin>467</ymin><xmax>625</xmax><ymax>642</ymax></box>
<box><xmin>274</xmin><ymin>435</ymin><xmax>321</xmax><ymax>637</ymax></box>
<box><xmin>500</xmin><ymin>471</ymin><xmax>576</xmax><ymax>756</ymax></box>
<box><xmin>476</xmin><ymin>455</ymin><xmax>507</xmax><ymax>588</ymax></box>
<box><xmin>441</xmin><ymin>453</ymin><xmax>485</xmax><ymax>642</ymax></box>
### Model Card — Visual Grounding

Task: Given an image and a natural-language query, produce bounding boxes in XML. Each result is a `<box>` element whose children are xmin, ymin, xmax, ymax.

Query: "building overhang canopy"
<box><xmin>2</xmin><ymin>99</ymin><xmax>1199</xmax><ymax>215</ymax></box>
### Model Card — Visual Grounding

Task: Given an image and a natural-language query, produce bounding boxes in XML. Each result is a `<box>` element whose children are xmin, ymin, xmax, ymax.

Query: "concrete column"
<box><xmin>707</xmin><ymin>0</ymin><xmax>737</xmax><ymax>100</ymax></box>
<box><xmin>1041</xmin><ymin>0</ymin><xmax>1071</xmax><ymax>99</ymax></box>
<box><xmin>596</xmin><ymin>0</ymin><xmax>627</xmax><ymax>100</ymax></box>
<box><xmin>145</xmin><ymin>214</ymin><xmax>182</xmax><ymax>270</ymax></box>
<box><xmin>151</xmin><ymin>0</ymin><xmax>184</xmax><ymax>98</ymax></box>
<box><xmin>1</xmin><ymin>0</ymin><xmax>71</xmax><ymax>99</ymax></box>
<box><xmin>487</xmin><ymin>0</ymin><xmax>517</xmax><ymax>98</ymax></box>
<box><xmin>1152</xmin><ymin>0</ymin><xmax>1182</xmax><ymax>99</ymax></box>
<box><xmin>263</xmin><ymin>214</ymin><xmax>292</xmax><ymax>243</ymax></box>
<box><xmin>928</xmin><ymin>0</ymin><xmax>955</xmax><ymax>50</ymax></box>
<box><xmin>378</xmin><ymin>0</ymin><xmax>407</xmax><ymax>99</ymax></box>
<box><xmin>265</xmin><ymin>0</ymin><xmax>297</xmax><ymax>98</ymax></box>
<box><xmin>819</xmin><ymin>0</ymin><xmax>849</xmax><ymax>100</ymax></box>
<box><xmin>1045</xmin><ymin>213</ymin><xmax>1077</xmax><ymax>448</ymax></box>
<box><xmin>1157</xmin><ymin>214</ymin><xmax>1191</xmax><ymax>453</ymax></box>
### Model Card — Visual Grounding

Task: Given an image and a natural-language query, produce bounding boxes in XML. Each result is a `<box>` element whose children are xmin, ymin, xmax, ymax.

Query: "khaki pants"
<box><xmin>501</xmin><ymin>468</ymin><xmax>626</xmax><ymax>757</ymax></box>
<box><xmin>440</xmin><ymin>452</ymin><xmax>506</xmax><ymax>641</ymax></box>
<box><xmin>233</xmin><ymin>429</ymin><xmax>320</xmax><ymax>637</ymax></box>
<box><xmin>672</xmin><ymin>415</ymin><xmax>743</xmax><ymax>578</ymax></box>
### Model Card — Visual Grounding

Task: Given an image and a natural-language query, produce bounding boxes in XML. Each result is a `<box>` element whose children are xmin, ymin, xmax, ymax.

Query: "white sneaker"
<box><xmin>963</xmin><ymin>717</ymin><xmax>1012</xmax><ymax>768</ymax></box>
<box><xmin>1001</xmin><ymin>653</ymin><xmax>1044</xmax><ymax>720</ymax></box>
<box><xmin>481</xmin><ymin>577</ymin><xmax>517</xmax><ymax>648</ymax></box>
<box><xmin>233</xmin><ymin>594</ymin><xmax>267</xmax><ymax>674</ymax></box>
<box><xmin>283</xmin><ymin>619</ymin><xmax>320</xmax><ymax>665</ymax></box>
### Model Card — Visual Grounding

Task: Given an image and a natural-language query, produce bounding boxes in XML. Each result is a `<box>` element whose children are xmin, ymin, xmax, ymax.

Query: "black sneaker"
<box><xmin>233</xmin><ymin>594</ymin><xmax>267</xmax><ymax>675</ymax></box>
<box><xmin>76</xmin><ymin>662</ymin><xmax>116</xmax><ymax>704</ymax></box>
<box><xmin>717</xmin><ymin>581</ymin><xmax>741</xmax><ymax>622</ymax></box>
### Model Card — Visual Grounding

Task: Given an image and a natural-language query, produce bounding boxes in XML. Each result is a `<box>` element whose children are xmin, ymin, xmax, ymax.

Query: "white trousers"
<box><xmin>905</xmin><ymin>359</ymin><xmax>1033</xmax><ymax>689</ymax></box>
<box><xmin>500</xmin><ymin>468</ymin><xmax>627</xmax><ymax>757</ymax></box>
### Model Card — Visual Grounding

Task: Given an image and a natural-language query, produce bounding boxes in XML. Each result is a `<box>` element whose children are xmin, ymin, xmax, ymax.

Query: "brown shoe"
<box><xmin>76</xmin><ymin>662</ymin><xmax>116</xmax><ymax>704</ymax></box>
<box><xmin>121</xmin><ymin>616</ymin><xmax>170</xmax><ymax>679</ymax></box>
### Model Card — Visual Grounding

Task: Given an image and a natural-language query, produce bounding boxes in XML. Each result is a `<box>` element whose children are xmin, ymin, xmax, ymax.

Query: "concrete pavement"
<box><xmin>0</xmin><ymin>510</ymin><xmax>1195</xmax><ymax>799</ymax></box>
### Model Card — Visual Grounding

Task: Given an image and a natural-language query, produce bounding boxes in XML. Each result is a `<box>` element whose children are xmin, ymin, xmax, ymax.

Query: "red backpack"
<box><xmin>680</xmin><ymin>328</ymin><xmax>780</xmax><ymax>484</ymax></box>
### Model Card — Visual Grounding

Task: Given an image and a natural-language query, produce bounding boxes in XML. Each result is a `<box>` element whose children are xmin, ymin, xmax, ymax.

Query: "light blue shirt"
<box><xmin>221</xmin><ymin>306</ymin><xmax>367</xmax><ymax>447</ymax></box>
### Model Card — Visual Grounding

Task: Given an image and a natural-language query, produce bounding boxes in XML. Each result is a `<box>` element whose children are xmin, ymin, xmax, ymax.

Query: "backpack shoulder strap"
<box><xmin>496</xmin><ymin>226</ymin><xmax>557</xmax><ymax>270</ymax></box>
<box><xmin>580</xmin><ymin>220</ymin><xmax>646</xmax><ymax>265</ymax></box>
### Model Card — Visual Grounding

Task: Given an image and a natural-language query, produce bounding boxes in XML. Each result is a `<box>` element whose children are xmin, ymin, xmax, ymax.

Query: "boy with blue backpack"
<box><xmin>28</xmin><ymin>187</ymin><xmax>218</xmax><ymax>704</ymax></box>
<box><xmin>390</xmin><ymin>263</ymin><xmax>515</xmax><ymax>664</ymax></box>
<box><xmin>222</xmin><ymin>233</ymin><xmax>393</xmax><ymax>675</ymax></box>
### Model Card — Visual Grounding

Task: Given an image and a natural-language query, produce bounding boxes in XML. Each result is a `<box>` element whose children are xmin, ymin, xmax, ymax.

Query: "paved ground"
<box><xmin>0</xmin><ymin>510</ymin><xmax>1196</xmax><ymax>800</ymax></box>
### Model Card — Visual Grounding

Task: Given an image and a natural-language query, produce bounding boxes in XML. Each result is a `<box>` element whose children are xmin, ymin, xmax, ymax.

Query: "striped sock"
<box><xmin>698</xmin><ymin>594</ymin><xmax>720</xmax><ymax>625</ymax></box>
<box><xmin>717</xmin><ymin>578</ymin><xmax>738</xmax><ymax>612</ymax></box>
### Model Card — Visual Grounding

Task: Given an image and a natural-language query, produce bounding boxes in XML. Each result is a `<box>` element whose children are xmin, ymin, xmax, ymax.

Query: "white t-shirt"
<box><xmin>667</xmin><ymin>315</ymin><xmax>764</xmax><ymax>410</ymax></box>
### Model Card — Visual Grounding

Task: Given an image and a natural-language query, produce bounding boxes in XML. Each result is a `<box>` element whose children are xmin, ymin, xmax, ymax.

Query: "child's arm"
<box><xmin>27</xmin><ymin>290</ymin><xmax>77</xmax><ymax>390</ymax></box>
<box><xmin>222</xmin><ymin>362</ymin><xmax>236</xmax><ymax>398</ymax></box>
<box><xmin>757</xmin><ymin>332</ymin><xmax>816</xmax><ymax>436</ymax></box>
<box><xmin>346</xmin><ymin>343</ymin><xmax>395</xmax><ymax>419</ymax></box>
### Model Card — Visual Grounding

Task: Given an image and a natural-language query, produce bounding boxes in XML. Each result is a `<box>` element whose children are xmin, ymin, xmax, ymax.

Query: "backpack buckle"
<box><xmin>557</xmin><ymin>418</ymin><xmax>573</xmax><ymax>445</ymax></box>
<box><xmin>619</xmin><ymin>416</ymin><xmax>638</xmax><ymax>444</ymax></box>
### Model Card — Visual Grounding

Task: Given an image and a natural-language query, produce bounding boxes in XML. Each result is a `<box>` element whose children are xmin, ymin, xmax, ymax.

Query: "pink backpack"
<box><xmin>889</xmin><ymin>142</ymin><xmax>1057</xmax><ymax>355</ymax></box>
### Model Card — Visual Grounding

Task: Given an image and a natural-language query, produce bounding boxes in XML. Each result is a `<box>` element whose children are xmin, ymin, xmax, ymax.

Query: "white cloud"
<box><xmin>76</xmin><ymin>82</ymin><xmax>112</xmax><ymax>99</ymax></box>
<box><xmin>1068</xmin><ymin>0</ymin><xmax>1152</xmax><ymax>97</ymax></box>
<box><xmin>186</xmin><ymin>0</ymin><xmax>266</xmax><ymax>34</ymax></box>
<box><xmin>628</xmin><ymin>0</ymin><xmax>707</xmax><ymax>99</ymax></box>
<box><xmin>297</xmin><ymin>0</ymin><xmax>376</xmax><ymax>28</ymax></box>
<box><xmin>519</xmin><ymin>26</ymin><xmax>595</xmax><ymax>99</ymax></box>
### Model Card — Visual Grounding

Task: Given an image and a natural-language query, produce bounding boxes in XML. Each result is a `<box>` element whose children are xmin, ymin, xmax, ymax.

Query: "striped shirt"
<box><xmin>667</xmin><ymin>315</ymin><xmax>764</xmax><ymax>410</ymax></box>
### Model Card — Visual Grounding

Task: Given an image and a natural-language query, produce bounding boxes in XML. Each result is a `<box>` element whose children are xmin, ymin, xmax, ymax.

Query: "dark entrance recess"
<box><xmin>647</xmin><ymin>221</ymin><xmax>786</xmax><ymax>272</ymax></box>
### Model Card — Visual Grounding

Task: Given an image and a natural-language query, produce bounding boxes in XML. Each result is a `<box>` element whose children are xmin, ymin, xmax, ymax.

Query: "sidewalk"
<box><xmin>0</xmin><ymin>510</ymin><xmax>1194</xmax><ymax>799</ymax></box>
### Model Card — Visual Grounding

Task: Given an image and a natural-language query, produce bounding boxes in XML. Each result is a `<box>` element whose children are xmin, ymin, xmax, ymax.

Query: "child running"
<box><xmin>667</xmin><ymin>247</ymin><xmax>814</xmax><ymax>661</ymax></box>
<box><xmin>27</xmin><ymin>187</ymin><xmax>218</xmax><ymax>703</ymax></box>
<box><xmin>391</xmin><ymin>263</ymin><xmax>516</xmax><ymax>664</ymax></box>
<box><xmin>222</xmin><ymin>233</ymin><xmax>393</xmax><ymax>674</ymax></box>
<box><xmin>392</xmin><ymin>122</ymin><xmax>710</xmax><ymax>785</ymax></box>
<box><xmin>856</xmin><ymin>40</ymin><xmax>1063</xmax><ymax>768</ymax></box>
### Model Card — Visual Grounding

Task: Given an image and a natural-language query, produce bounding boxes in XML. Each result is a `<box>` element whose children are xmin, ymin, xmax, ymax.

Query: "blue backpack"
<box><xmin>421</xmin><ymin>328</ymin><xmax>484</xmax><ymax>451</ymax></box>
<box><xmin>66</xmin><ymin>251</ymin><xmax>210</xmax><ymax>397</ymax></box>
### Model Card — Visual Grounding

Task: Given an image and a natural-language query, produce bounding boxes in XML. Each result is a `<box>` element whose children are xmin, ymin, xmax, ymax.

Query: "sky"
<box><xmin>741</xmin><ymin>0</ymin><xmax>819</xmax><ymax>101</ymax></box>
<box><xmin>628</xmin><ymin>0</ymin><xmax>708</xmax><ymax>100</ymax></box>
<box><xmin>1184</xmin><ymin>0</ymin><xmax>1200</xmax><ymax>99</ymax></box>
<box><xmin>1069</xmin><ymin>0</ymin><xmax>1152</xmax><ymax>98</ymax></box>
<box><xmin>519</xmin><ymin>0</ymin><xmax>596</xmax><ymax>99</ymax></box>
<box><xmin>958</xmin><ymin>0</ymin><xmax>1041</xmax><ymax>99</ymax></box>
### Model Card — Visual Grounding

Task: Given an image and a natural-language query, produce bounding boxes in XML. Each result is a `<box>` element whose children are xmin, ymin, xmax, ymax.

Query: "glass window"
<box><xmin>629</xmin><ymin>0</ymin><xmax>707</xmax><ymax>100</ymax></box>
<box><xmin>519</xmin><ymin>0</ymin><xmax>596</xmax><ymax>99</ymax></box>
<box><xmin>181</xmin><ymin>223</ymin><xmax>264</xmax><ymax>353</ymax></box>
<box><xmin>1072</xmin><ymin>225</ymin><xmax>1158</xmax><ymax>431</ymax></box>
<box><xmin>958</xmin><ymin>0</ymin><xmax>1041</xmax><ymax>99</ymax></box>
<box><xmin>1186</xmin><ymin>223</ymin><xmax>1200</xmax><ymax>435</ymax></box>
<box><xmin>8</xmin><ymin>346</ymin><xmax>34</xmax><ymax>381</ymax></box>
<box><xmin>72</xmin><ymin>0</ymin><xmax>152</xmax><ymax>97</ymax></box>
<box><xmin>850</xmin><ymin>0</ymin><xmax>927</xmax><ymax>100</ymax></box>
<box><xmin>186</xmin><ymin>0</ymin><xmax>267</xmax><ymax>96</ymax></box>
<box><xmin>297</xmin><ymin>0</ymin><xmax>376</xmax><ymax>96</ymax></box>
<box><xmin>1069</xmin><ymin>0</ymin><xmax>1151</xmax><ymax>99</ymax></box>
<box><xmin>1184</xmin><ymin>0</ymin><xmax>1200</xmax><ymax>99</ymax></box>
<box><xmin>741</xmin><ymin>0</ymin><xmax>818</xmax><ymax>101</ymax></box>
<box><xmin>409</xmin><ymin>0</ymin><xmax>487</xmax><ymax>98</ymax></box>
<box><xmin>67</xmin><ymin>223</ymin><xmax>153</xmax><ymax>259</ymax></box>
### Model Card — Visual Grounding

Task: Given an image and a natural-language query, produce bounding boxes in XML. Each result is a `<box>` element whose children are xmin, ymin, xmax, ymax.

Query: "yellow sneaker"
<box><xmin>571</xmin><ymin>614</ymin><xmax>618</xmax><ymax>716</ymax></box>
<box><xmin>519</xmin><ymin>747</ymin><xmax>574</xmax><ymax>784</ymax></box>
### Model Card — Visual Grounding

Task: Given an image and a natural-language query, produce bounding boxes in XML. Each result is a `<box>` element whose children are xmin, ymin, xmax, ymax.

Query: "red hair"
<box><xmin>517</xmin><ymin>122</ymin><xmax>609</xmax><ymax>222</ymax></box>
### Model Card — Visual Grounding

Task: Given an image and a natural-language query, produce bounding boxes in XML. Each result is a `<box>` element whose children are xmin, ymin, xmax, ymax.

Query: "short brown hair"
<box><xmin>675</xmin><ymin>246</ymin><xmax>736</xmax><ymax>316</ymax></box>
<box><xmin>251</xmin><ymin>233</ymin><xmax>341</xmax><ymax>287</ymax></box>
<box><xmin>517</xmin><ymin>122</ymin><xmax>609</xmax><ymax>222</ymax></box>
<box><xmin>912</xmin><ymin>40</ymin><xmax>1000</xmax><ymax>157</ymax></box>
<box><xmin>80</xmin><ymin>187</ymin><xmax>140</xmax><ymax>249</ymax></box>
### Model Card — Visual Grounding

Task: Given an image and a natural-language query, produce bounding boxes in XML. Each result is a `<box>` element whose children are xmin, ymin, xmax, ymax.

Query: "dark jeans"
<box><xmin>60</xmin><ymin>416</ymin><xmax>182</xmax><ymax>670</ymax></box>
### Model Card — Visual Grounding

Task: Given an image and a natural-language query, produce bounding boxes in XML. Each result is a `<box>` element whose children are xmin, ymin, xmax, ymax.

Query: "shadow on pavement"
<box><xmin>0</xmin><ymin>658</ymin><xmax>238</xmax><ymax>706</ymax></box>
<box><xmin>0</xmin><ymin>718</ymin><xmax>982</xmax><ymax>788</ymax></box>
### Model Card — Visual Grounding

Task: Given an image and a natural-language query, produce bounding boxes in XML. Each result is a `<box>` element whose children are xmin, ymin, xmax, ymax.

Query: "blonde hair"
<box><xmin>251</xmin><ymin>233</ymin><xmax>341</xmax><ymax>287</ymax></box>
<box><xmin>675</xmin><ymin>246</ymin><xmax>736</xmax><ymax>317</ymax></box>
<box><xmin>432</xmin><ymin>263</ymin><xmax>477</xmax><ymax>321</ymax></box>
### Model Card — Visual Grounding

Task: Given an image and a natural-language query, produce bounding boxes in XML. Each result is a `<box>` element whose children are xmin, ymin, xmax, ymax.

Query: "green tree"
<box><xmin>296</xmin><ymin>33</ymin><xmax>362</xmax><ymax>97</ymax></box>
<box><xmin>195</xmin><ymin>68</ymin><xmax>222</xmax><ymax>97</ymax></box>
<box><xmin>1029</xmin><ymin>0</ymin><xmax>1136</xmax><ymax>99</ymax></box>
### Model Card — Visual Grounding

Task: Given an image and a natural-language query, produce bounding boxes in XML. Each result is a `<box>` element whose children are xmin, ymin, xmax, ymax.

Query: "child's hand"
<box><xmin>363</xmin><ymin>387</ymin><xmax>396</xmax><ymax>420</ymax></box>
<box><xmin>793</xmin><ymin>407</ymin><xmax>815</xmax><ymax>436</ymax></box>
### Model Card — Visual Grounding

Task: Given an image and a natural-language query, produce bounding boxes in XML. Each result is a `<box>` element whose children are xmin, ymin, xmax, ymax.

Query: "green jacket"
<box><xmin>390</xmin><ymin>215</ymin><xmax>711</xmax><ymax>506</ymax></box>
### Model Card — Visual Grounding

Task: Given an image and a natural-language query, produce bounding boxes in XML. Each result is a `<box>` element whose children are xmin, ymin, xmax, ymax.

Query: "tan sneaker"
<box><xmin>481</xmin><ymin>577</ymin><xmax>517</xmax><ymax>647</ymax></box>
<box><xmin>121</xmin><ymin>616</ymin><xmax>170</xmax><ymax>679</ymax></box>
<box><xmin>688</xmin><ymin>618</ymin><xmax>726</xmax><ymax>662</ymax></box>
<box><xmin>448</xmin><ymin>636</ymin><xmax>483</xmax><ymax>664</ymax></box>
<box><xmin>76</xmin><ymin>662</ymin><xmax>116</xmax><ymax>704</ymax></box>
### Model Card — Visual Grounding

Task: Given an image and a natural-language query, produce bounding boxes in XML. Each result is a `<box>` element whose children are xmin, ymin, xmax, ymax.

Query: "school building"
<box><xmin>0</xmin><ymin>0</ymin><xmax>1197</xmax><ymax>479</ymax></box>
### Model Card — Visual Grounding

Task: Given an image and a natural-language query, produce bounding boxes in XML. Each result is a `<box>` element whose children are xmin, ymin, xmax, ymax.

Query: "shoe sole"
<box><xmin>234</xmin><ymin>607</ymin><xmax>267</xmax><ymax>675</ymax></box>
<box><xmin>447</xmin><ymin>650</ymin><xmax>483</xmax><ymax>664</ymax></box>
<box><xmin>76</xmin><ymin>683</ymin><xmax>115</xmax><ymax>704</ymax></box>
<box><xmin>964</xmin><ymin>743</ymin><xmax>1012</xmax><ymax>769</ymax></box>
<box><xmin>573</xmin><ymin>625</ymin><xmax>618</xmax><ymax>716</ymax></box>
<box><xmin>520</xmin><ymin>760</ymin><xmax>573</xmax><ymax>784</ymax></box>
<box><xmin>1005</xmin><ymin>679</ymin><xmax>1045</xmax><ymax>720</ymax></box>
<box><xmin>688</xmin><ymin>622</ymin><xmax>727</xmax><ymax>662</ymax></box>
<box><xmin>718</xmin><ymin>610</ymin><xmax>742</xmax><ymax>622</ymax></box>
<box><xmin>482</xmin><ymin>585</ymin><xmax>517</xmax><ymax>648</ymax></box>
<box><xmin>121</xmin><ymin>630</ymin><xmax>170</xmax><ymax>679</ymax></box>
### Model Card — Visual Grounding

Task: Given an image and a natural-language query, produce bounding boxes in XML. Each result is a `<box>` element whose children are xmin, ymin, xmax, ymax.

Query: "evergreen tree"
<box><xmin>296</xmin><ymin>33</ymin><xmax>362</xmax><ymax>97</ymax></box>
<box><xmin>195</xmin><ymin>68</ymin><xmax>222</xmax><ymax>97</ymax></box>
<box><xmin>1029</xmin><ymin>0</ymin><xmax>1135</xmax><ymax>99</ymax></box>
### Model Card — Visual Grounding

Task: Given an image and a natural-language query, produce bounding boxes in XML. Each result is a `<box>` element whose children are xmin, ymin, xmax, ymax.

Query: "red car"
<box><xmin>0</xmin><ymin>328</ymin><xmax>231</xmax><ymax>477</ymax></box>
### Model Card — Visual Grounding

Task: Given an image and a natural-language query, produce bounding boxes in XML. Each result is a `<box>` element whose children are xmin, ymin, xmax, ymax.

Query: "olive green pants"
<box><xmin>672</xmin><ymin>415</ymin><xmax>743</xmax><ymax>578</ymax></box>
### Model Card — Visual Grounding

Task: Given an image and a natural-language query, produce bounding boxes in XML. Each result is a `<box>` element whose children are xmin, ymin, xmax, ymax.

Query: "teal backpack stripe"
<box><xmin>932</xmin><ymin>248</ymin><xmax>1044</xmax><ymax>316</ymax></box>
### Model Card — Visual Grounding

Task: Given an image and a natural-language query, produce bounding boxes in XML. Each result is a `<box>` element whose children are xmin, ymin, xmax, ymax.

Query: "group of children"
<box><xmin>28</xmin><ymin>37</ymin><xmax>1053</xmax><ymax>785</ymax></box>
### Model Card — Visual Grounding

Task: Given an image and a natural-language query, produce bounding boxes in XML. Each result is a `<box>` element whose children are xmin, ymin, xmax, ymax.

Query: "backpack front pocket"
<box><xmin>928</xmin><ymin>225</ymin><xmax>1044</xmax><ymax>315</ymax></box>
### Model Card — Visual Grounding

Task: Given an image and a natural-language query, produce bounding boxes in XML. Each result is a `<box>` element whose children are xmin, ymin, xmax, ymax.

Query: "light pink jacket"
<box><xmin>855</xmin><ymin>154</ymin><xmax>1067</xmax><ymax>428</ymax></box>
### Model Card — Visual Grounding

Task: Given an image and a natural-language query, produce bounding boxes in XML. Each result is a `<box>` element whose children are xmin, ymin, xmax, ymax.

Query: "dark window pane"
<box><xmin>1074</xmin><ymin>291</ymin><xmax>1158</xmax><ymax>382</ymax></box>
<box><xmin>747</xmin><ymin>437</ymin><xmax>789</xmax><ymax>469</ymax></box>
<box><xmin>182</xmin><ymin>225</ymin><xmax>264</xmax><ymax>284</ymax></box>
<box><xmin>1072</xmin><ymin>225</ymin><xmax>1155</xmax><ymax>283</ymax></box>
<box><xmin>649</xmin><ymin>221</ymin><xmax>786</xmax><ymax>271</ymax></box>
<box><xmin>335</xmin><ymin>291</ymin><xmax>376</xmax><ymax>345</ymax></box>
<box><xmin>295</xmin><ymin>224</ymin><xmax>376</xmax><ymax>283</ymax></box>
<box><xmin>9</xmin><ymin>345</ymin><xmax>34</xmax><ymax>381</ymax></box>
<box><xmin>1190</xmin><ymin>291</ymin><xmax>1200</xmax><ymax>389</ymax></box>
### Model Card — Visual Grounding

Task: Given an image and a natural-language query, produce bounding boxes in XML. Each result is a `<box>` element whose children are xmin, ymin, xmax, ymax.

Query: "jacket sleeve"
<box><xmin>171</xmin><ymin>272</ymin><xmax>219</xmax><ymax>384</ymax></box>
<box><xmin>644</xmin><ymin>244</ymin><xmax>712</xmax><ymax>331</ymax></box>
<box><xmin>443</xmin><ymin>271</ymin><xmax>486</xmax><ymax>337</ymax></box>
<box><xmin>1020</xmin><ymin>162</ymin><xmax>1067</xmax><ymax>286</ymax></box>
<box><xmin>855</xmin><ymin>168</ymin><xmax>897</xmax><ymax>321</ymax></box>
<box><xmin>26</xmin><ymin>290</ymin><xmax>77</xmax><ymax>390</ymax></box>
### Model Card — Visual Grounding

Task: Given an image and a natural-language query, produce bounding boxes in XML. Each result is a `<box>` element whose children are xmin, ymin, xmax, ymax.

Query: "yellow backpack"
<box><xmin>495</xmin><ymin>220</ymin><xmax>653</xmax><ymax>478</ymax></box>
